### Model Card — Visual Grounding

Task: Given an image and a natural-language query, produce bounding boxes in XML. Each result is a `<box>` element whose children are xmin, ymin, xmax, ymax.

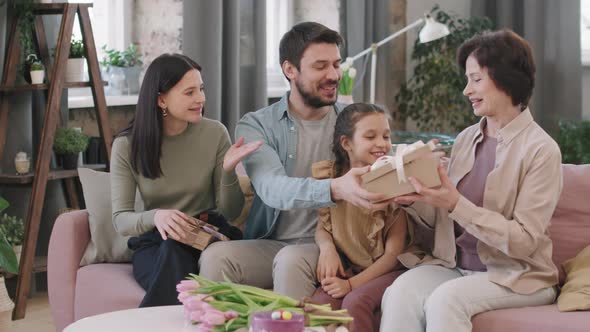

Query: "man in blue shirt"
<box><xmin>199</xmin><ymin>22</ymin><xmax>389</xmax><ymax>299</ymax></box>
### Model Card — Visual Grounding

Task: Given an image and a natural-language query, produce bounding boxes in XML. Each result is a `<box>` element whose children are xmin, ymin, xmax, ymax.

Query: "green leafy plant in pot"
<box><xmin>8</xmin><ymin>0</ymin><xmax>36</xmax><ymax>83</ymax></box>
<box><xmin>101</xmin><ymin>44</ymin><xmax>143</xmax><ymax>94</ymax></box>
<box><xmin>0</xmin><ymin>196</ymin><xmax>18</xmax><ymax>325</ymax></box>
<box><xmin>396</xmin><ymin>5</ymin><xmax>493</xmax><ymax>133</ymax></box>
<box><xmin>53</xmin><ymin>128</ymin><xmax>89</xmax><ymax>169</ymax></box>
<box><xmin>27</xmin><ymin>54</ymin><xmax>45</xmax><ymax>84</ymax></box>
<box><xmin>65</xmin><ymin>38</ymin><xmax>86</xmax><ymax>82</ymax></box>
<box><xmin>0</xmin><ymin>213</ymin><xmax>25</xmax><ymax>267</ymax></box>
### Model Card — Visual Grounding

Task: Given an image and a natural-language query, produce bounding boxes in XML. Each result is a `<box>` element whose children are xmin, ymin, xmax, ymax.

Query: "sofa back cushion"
<box><xmin>78</xmin><ymin>168</ymin><xmax>142</xmax><ymax>266</ymax></box>
<box><xmin>549</xmin><ymin>164</ymin><xmax>590</xmax><ymax>285</ymax></box>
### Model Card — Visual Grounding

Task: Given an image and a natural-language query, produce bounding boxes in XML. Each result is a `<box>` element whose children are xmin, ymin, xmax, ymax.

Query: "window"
<box><xmin>582</xmin><ymin>0</ymin><xmax>590</xmax><ymax>65</ymax></box>
<box><xmin>67</xmin><ymin>0</ymin><xmax>135</xmax><ymax>108</ymax></box>
<box><xmin>266</xmin><ymin>0</ymin><xmax>292</xmax><ymax>97</ymax></box>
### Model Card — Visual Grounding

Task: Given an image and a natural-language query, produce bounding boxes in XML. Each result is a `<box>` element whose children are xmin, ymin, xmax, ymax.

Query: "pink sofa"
<box><xmin>48</xmin><ymin>165</ymin><xmax>590</xmax><ymax>331</ymax></box>
<box><xmin>47</xmin><ymin>209</ymin><xmax>144</xmax><ymax>332</ymax></box>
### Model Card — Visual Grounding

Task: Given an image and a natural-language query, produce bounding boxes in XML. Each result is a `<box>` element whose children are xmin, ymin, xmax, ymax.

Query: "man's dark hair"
<box><xmin>279</xmin><ymin>21</ymin><xmax>343</xmax><ymax>77</ymax></box>
<box><xmin>457</xmin><ymin>29</ymin><xmax>536</xmax><ymax>111</ymax></box>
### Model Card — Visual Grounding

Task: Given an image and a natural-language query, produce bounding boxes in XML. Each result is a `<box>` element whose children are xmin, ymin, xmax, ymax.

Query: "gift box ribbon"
<box><xmin>370</xmin><ymin>140</ymin><xmax>436</xmax><ymax>184</ymax></box>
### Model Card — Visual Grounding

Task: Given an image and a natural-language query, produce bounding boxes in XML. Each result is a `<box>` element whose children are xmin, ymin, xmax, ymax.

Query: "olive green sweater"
<box><xmin>110</xmin><ymin>118</ymin><xmax>244</xmax><ymax>236</ymax></box>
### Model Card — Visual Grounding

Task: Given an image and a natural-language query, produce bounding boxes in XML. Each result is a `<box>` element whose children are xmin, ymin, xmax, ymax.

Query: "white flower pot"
<box><xmin>65</xmin><ymin>58</ymin><xmax>85</xmax><ymax>82</ymax></box>
<box><xmin>337</xmin><ymin>94</ymin><xmax>354</xmax><ymax>105</ymax></box>
<box><xmin>30</xmin><ymin>70</ymin><xmax>44</xmax><ymax>84</ymax></box>
<box><xmin>0</xmin><ymin>277</ymin><xmax>14</xmax><ymax>331</ymax></box>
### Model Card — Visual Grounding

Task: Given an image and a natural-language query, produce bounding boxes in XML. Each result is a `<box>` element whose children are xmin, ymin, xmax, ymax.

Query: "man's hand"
<box><xmin>154</xmin><ymin>209</ymin><xmax>197</xmax><ymax>241</ymax></box>
<box><xmin>330</xmin><ymin>166</ymin><xmax>393</xmax><ymax>210</ymax></box>
<box><xmin>321</xmin><ymin>276</ymin><xmax>352</xmax><ymax>299</ymax></box>
<box><xmin>394</xmin><ymin>164</ymin><xmax>460</xmax><ymax>212</ymax></box>
<box><xmin>316</xmin><ymin>244</ymin><xmax>345</xmax><ymax>282</ymax></box>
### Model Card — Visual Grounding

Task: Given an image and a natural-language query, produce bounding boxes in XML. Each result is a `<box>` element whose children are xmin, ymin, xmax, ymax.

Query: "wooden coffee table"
<box><xmin>64</xmin><ymin>305</ymin><xmax>188</xmax><ymax>332</ymax></box>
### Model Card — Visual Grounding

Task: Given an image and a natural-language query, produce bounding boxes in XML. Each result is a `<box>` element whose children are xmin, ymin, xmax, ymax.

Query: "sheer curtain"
<box><xmin>182</xmin><ymin>0</ymin><xmax>267</xmax><ymax>138</ymax></box>
<box><xmin>472</xmin><ymin>0</ymin><xmax>582</xmax><ymax>132</ymax></box>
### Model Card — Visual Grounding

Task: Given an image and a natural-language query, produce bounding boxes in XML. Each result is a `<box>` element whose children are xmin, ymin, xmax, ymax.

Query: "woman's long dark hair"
<box><xmin>332</xmin><ymin>103</ymin><xmax>386</xmax><ymax>177</ymax></box>
<box><xmin>118</xmin><ymin>54</ymin><xmax>202</xmax><ymax>179</ymax></box>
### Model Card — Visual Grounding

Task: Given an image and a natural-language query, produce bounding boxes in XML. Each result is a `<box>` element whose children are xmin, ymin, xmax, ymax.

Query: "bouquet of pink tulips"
<box><xmin>177</xmin><ymin>274</ymin><xmax>353</xmax><ymax>332</ymax></box>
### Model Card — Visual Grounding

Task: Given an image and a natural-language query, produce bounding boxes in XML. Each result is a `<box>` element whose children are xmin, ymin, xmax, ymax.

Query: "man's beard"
<box><xmin>294</xmin><ymin>79</ymin><xmax>338</xmax><ymax>108</ymax></box>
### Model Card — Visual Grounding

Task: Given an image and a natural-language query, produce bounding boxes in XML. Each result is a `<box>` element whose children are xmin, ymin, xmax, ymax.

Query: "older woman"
<box><xmin>380</xmin><ymin>29</ymin><xmax>563</xmax><ymax>331</ymax></box>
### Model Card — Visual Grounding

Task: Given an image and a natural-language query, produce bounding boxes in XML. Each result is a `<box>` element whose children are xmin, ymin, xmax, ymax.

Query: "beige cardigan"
<box><xmin>399</xmin><ymin>109</ymin><xmax>563</xmax><ymax>294</ymax></box>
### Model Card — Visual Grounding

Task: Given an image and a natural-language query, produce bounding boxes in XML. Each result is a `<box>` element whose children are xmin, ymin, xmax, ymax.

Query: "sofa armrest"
<box><xmin>48</xmin><ymin>210</ymin><xmax>90</xmax><ymax>332</ymax></box>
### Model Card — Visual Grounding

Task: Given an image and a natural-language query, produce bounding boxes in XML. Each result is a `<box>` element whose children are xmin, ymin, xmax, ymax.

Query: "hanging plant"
<box><xmin>396</xmin><ymin>5</ymin><xmax>493</xmax><ymax>133</ymax></box>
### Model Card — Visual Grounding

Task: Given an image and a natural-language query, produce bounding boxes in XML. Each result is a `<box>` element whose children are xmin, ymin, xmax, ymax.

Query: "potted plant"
<box><xmin>396</xmin><ymin>5</ymin><xmax>493</xmax><ymax>133</ymax></box>
<box><xmin>29</xmin><ymin>57</ymin><xmax>45</xmax><ymax>84</ymax></box>
<box><xmin>11</xmin><ymin>0</ymin><xmax>36</xmax><ymax>83</ymax></box>
<box><xmin>101</xmin><ymin>44</ymin><xmax>143</xmax><ymax>95</ymax></box>
<box><xmin>65</xmin><ymin>38</ymin><xmax>86</xmax><ymax>82</ymax></box>
<box><xmin>53</xmin><ymin>127</ymin><xmax>89</xmax><ymax>169</ymax></box>
<box><xmin>0</xmin><ymin>214</ymin><xmax>24</xmax><ymax>266</ymax></box>
<box><xmin>0</xmin><ymin>197</ymin><xmax>18</xmax><ymax>330</ymax></box>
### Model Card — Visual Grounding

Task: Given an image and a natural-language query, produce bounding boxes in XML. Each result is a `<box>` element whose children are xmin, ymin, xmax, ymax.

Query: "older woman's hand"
<box><xmin>394</xmin><ymin>164</ymin><xmax>461</xmax><ymax>212</ymax></box>
<box><xmin>223</xmin><ymin>137</ymin><xmax>263</xmax><ymax>172</ymax></box>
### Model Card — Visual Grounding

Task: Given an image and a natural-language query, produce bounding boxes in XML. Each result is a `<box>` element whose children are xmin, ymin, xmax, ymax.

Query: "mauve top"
<box><xmin>455</xmin><ymin>133</ymin><xmax>497</xmax><ymax>271</ymax></box>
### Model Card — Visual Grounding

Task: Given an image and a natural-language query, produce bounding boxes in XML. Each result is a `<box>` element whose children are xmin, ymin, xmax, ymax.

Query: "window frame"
<box><xmin>582</xmin><ymin>0</ymin><xmax>590</xmax><ymax>65</ymax></box>
<box><xmin>67</xmin><ymin>0</ymin><xmax>135</xmax><ymax>108</ymax></box>
<box><xmin>266</xmin><ymin>0</ymin><xmax>292</xmax><ymax>98</ymax></box>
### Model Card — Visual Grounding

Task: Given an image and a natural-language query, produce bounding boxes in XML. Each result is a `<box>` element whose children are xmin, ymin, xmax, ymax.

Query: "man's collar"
<box><xmin>276</xmin><ymin>91</ymin><xmax>344</xmax><ymax>122</ymax></box>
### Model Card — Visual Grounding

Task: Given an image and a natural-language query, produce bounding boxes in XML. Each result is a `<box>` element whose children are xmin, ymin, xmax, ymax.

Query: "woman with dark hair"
<box><xmin>380</xmin><ymin>29</ymin><xmax>563</xmax><ymax>331</ymax></box>
<box><xmin>110</xmin><ymin>53</ymin><xmax>261</xmax><ymax>307</ymax></box>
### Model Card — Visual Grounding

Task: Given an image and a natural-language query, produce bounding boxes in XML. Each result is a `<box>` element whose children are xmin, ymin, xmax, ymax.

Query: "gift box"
<box><xmin>180</xmin><ymin>217</ymin><xmax>230</xmax><ymax>251</ymax></box>
<box><xmin>361</xmin><ymin>140</ymin><xmax>441</xmax><ymax>201</ymax></box>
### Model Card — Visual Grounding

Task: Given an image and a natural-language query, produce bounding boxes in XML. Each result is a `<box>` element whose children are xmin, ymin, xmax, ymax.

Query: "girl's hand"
<box><xmin>321</xmin><ymin>276</ymin><xmax>352</xmax><ymax>299</ymax></box>
<box><xmin>394</xmin><ymin>164</ymin><xmax>460</xmax><ymax>212</ymax></box>
<box><xmin>154</xmin><ymin>209</ymin><xmax>196</xmax><ymax>241</ymax></box>
<box><xmin>316</xmin><ymin>245</ymin><xmax>345</xmax><ymax>282</ymax></box>
<box><xmin>223</xmin><ymin>137</ymin><xmax>263</xmax><ymax>172</ymax></box>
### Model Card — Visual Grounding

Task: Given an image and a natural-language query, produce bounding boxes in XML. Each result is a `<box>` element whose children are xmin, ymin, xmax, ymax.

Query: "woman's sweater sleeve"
<box><xmin>110</xmin><ymin>137</ymin><xmax>157</xmax><ymax>236</ymax></box>
<box><xmin>214</xmin><ymin>125</ymin><xmax>244</xmax><ymax>221</ymax></box>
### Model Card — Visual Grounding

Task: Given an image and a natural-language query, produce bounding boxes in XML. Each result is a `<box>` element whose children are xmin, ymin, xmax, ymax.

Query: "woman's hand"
<box><xmin>321</xmin><ymin>276</ymin><xmax>352</xmax><ymax>298</ymax></box>
<box><xmin>154</xmin><ymin>209</ymin><xmax>197</xmax><ymax>241</ymax></box>
<box><xmin>316</xmin><ymin>245</ymin><xmax>345</xmax><ymax>282</ymax></box>
<box><xmin>394</xmin><ymin>164</ymin><xmax>461</xmax><ymax>212</ymax></box>
<box><xmin>223</xmin><ymin>137</ymin><xmax>263</xmax><ymax>172</ymax></box>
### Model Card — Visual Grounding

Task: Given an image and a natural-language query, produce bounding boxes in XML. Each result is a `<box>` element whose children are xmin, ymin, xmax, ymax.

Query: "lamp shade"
<box><xmin>419</xmin><ymin>15</ymin><xmax>450</xmax><ymax>43</ymax></box>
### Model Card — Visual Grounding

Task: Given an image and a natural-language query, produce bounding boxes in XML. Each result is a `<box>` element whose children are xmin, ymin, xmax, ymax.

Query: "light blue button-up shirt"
<box><xmin>235</xmin><ymin>92</ymin><xmax>344</xmax><ymax>239</ymax></box>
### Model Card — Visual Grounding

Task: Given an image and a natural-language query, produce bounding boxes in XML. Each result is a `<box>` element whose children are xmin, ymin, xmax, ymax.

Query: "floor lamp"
<box><xmin>351</xmin><ymin>14</ymin><xmax>450</xmax><ymax>104</ymax></box>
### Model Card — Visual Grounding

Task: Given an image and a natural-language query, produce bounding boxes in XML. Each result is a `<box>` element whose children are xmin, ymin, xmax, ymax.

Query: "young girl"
<box><xmin>311</xmin><ymin>103</ymin><xmax>409</xmax><ymax>332</ymax></box>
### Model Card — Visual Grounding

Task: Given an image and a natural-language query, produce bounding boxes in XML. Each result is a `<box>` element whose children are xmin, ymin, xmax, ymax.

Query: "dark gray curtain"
<box><xmin>341</xmin><ymin>0</ymin><xmax>407</xmax><ymax>128</ymax></box>
<box><xmin>472</xmin><ymin>0</ymin><xmax>582</xmax><ymax>132</ymax></box>
<box><xmin>182</xmin><ymin>0</ymin><xmax>267</xmax><ymax>138</ymax></box>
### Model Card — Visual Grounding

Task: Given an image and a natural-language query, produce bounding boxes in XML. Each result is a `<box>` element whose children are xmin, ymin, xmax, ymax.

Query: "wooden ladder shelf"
<box><xmin>0</xmin><ymin>3</ymin><xmax>112</xmax><ymax>319</ymax></box>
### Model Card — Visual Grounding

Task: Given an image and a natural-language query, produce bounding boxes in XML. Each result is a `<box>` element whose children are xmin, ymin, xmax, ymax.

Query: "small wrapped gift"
<box><xmin>181</xmin><ymin>216</ymin><xmax>230</xmax><ymax>251</ymax></box>
<box><xmin>361</xmin><ymin>140</ymin><xmax>441</xmax><ymax>201</ymax></box>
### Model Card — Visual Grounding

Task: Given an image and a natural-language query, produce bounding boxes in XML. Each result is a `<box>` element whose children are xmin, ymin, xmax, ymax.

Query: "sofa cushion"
<box><xmin>74</xmin><ymin>263</ymin><xmax>144</xmax><ymax>320</ymax></box>
<box><xmin>557</xmin><ymin>244</ymin><xmax>590</xmax><ymax>311</ymax></box>
<box><xmin>549</xmin><ymin>164</ymin><xmax>590</xmax><ymax>285</ymax></box>
<box><xmin>472</xmin><ymin>304</ymin><xmax>590</xmax><ymax>332</ymax></box>
<box><xmin>78</xmin><ymin>168</ymin><xmax>138</xmax><ymax>266</ymax></box>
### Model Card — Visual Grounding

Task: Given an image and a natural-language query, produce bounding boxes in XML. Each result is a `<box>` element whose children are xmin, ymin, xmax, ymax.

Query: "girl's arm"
<box><xmin>348</xmin><ymin>211</ymin><xmax>407</xmax><ymax>290</ymax></box>
<box><xmin>315</xmin><ymin>217</ymin><xmax>345</xmax><ymax>281</ymax></box>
